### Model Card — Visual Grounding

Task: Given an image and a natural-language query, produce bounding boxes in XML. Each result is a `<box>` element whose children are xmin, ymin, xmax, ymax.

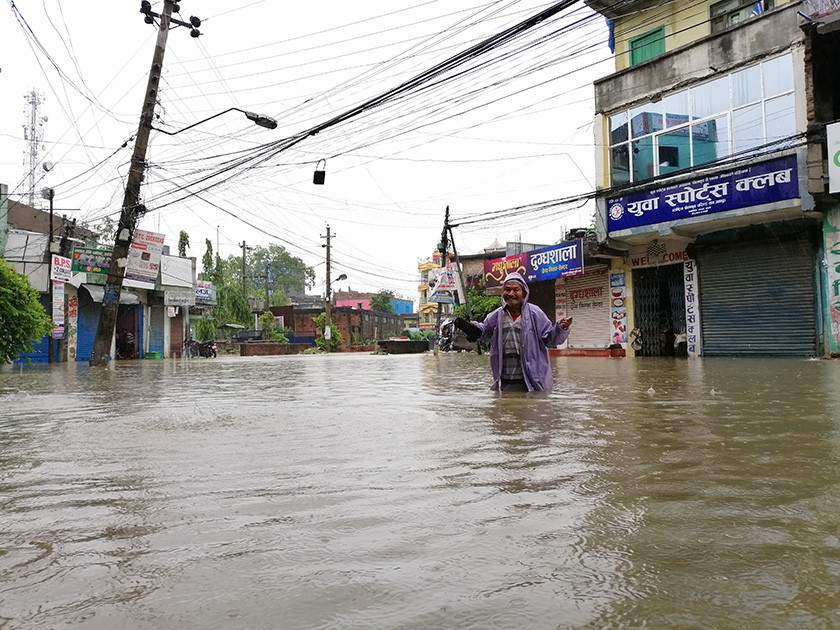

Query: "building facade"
<box><xmin>586</xmin><ymin>0</ymin><xmax>837</xmax><ymax>357</ymax></box>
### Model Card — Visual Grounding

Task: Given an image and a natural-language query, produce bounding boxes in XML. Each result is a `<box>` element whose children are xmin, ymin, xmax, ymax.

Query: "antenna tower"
<box><xmin>22</xmin><ymin>90</ymin><xmax>47</xmax><ymax>207</ymax></box>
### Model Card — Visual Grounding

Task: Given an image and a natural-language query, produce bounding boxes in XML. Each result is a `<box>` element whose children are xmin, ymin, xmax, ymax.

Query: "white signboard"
<box><xmin>50</xmin><ymin>254</ymin><xmax>73</xmax><ymax>282</ymax></box>
<box><xmin>829</xmin><ymin>121</ymin><xmax>840</xmax><ymax>194</ymax></box>
<box><xmin>52</xmin><ymin>280</ymin><xmax>65</xmax><ymax>338</ymax></box>
<box><xmin>125</xmin><ymin>229</ymin><xmax>165</xmax><ymax>289</ymax></box>
<box><xmin>683</xmin><ymin>260</ymin><xmax>702</xmax><ymax>358</ymax></box>
<box><xmin>161</xmin><ymin>255</ymin><xmax>194</xmax><ymax>289</ymax></box>
<box><xmin>164</xmin><ymin>288</ymin><xmax>196</xmax><ymax>306</ymax></box>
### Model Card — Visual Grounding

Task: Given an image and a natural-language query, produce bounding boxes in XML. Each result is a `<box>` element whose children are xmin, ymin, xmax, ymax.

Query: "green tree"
<box><xmin>215</xmin><ymin>284</ymin><xmax>251</xmax><ymax>327</ymax></box>
<box><xmin>370</xmin><ymin>289</ymin><xmax>395</xmax><ymax>314</ymax></box>
<box><xmin>0</xmin><ymin>261</ymin><xmax>53</xmax><ymax>364</ymax></box>
<box><xmin>258</xmin><ymin>311</ymin><xmax>289</xmax><ymax>342</ymax></box>
<box><xmin>219</xmin><ymin>244</ymin><xmax>314</xmax><ymax>306</ymax></box>
<box><xmin>312</xmin><ymin>312</ymin><xmax>342</xmax><ymax>352</ymax></box>
<box><xmin>178</xmin><ymin>231</ymin><xmax>190</xmax><ymax>257</ymax></box>
<box><xmin>82</xmin><ymin>216</ymin><xmax>116</xmax><ymax>248</ymax></box>
<box><xmin>201</xmin><ymin>239</ymin><xmax>214</xmax><ymax>280</ymax></box>
<box><xmin>454</xmin><ymin>287</ymin><xmax>500</xmax><ymax>321</ymax></box>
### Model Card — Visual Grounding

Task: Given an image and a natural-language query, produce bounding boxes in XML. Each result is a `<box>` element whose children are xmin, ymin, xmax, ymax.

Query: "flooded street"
<box><xmin>2</xmin><ymin>353</ymin><xmax>840</xmax><ymax>629</ymax></box>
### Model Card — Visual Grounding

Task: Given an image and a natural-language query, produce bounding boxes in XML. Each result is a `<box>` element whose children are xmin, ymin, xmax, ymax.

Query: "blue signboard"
<box><xmin>607</xmin><ymin>155</ymin><xmax>799</xmax><ymax>232</ymax></box>
<box><xmin>523</xmin><ymin>239</ymin><xmax>584</xmax><ymax>283</ymax></box>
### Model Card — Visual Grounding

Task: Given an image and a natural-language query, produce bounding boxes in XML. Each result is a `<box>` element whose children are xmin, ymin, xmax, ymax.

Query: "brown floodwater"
<box><xmin>1</xmin><ymin>353</ymin><xmax>839</xmax><ymax>629</ymax></box>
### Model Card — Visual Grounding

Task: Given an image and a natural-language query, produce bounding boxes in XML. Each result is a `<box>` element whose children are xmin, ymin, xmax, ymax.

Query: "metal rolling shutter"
<box><xmin>564</xmin><ymin>266</ymin><xmax>611</xmax><ymax>348</ymax></box>
<box><xmin>148</xmin><ymin>306</ymin><xmax>165</xmax><ymax>354</ymax></box>
<box><xmin>696</xmin><ymin>238</ymin><xmax>816</xmax><ymax>356</ymax></box>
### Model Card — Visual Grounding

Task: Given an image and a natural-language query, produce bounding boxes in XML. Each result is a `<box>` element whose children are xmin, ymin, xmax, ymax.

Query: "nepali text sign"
<box><xmin>164</xmin><ymin>288</ymin><xmax>196</xmax><ymax>306</ymax></box>
<box><xmin>483</xmin><ymin>239</ymin><xmax>583</xmax><ymax>287</ymax></box>
<box><xmin>125</xmin><ymin>229</ymin><xmax>165</xmax><ymax>289</ymax></box>
<box><xmin>50</xmin><ymin>254</ymin><xmax>72</xmax><ymax>282</ymax></box>
<box><xmin>607</xmin><ymin>155</ymin><xmax>799</xmax><ymax>232</ymax></box>
<box><xmin>71</xmin><ymin>246</ymin><xmax>111</xmax><ymax>275</ymax></box>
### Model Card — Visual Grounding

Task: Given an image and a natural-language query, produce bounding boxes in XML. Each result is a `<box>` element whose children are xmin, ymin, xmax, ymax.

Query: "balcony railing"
<box><xmin>803</xmin><ymin>0</ymin><xmax>840</xmax><ymax>17</ymax></box>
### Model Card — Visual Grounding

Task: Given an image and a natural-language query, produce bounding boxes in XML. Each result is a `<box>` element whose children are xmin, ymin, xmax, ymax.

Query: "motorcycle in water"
<box><xmin>184</xmin><ymin>338</ymin><xmax>216</xmax><ymax>358</ymax></box>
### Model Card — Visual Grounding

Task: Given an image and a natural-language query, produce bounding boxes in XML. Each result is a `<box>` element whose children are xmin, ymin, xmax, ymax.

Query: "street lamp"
<box><xmin>324</xmin><ymin>273</ymin><xmax>347</xmax><ymax>351</ymax></box>
<box><xmin>152</xmin><ymin>107</ymin><xmax>278</xmax><ymax>136</ymax></box>
<box><xmin>40</xmin><ymin>186</ymin><xmax>57</xmax><ymax>364</ymax></box>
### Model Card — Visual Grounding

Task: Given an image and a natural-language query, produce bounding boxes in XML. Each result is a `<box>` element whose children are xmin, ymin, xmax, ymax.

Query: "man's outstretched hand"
<box><xmin>454</xmin><ymin>317</ymin><xmax>482</xmax><ymax>343</ymax></box>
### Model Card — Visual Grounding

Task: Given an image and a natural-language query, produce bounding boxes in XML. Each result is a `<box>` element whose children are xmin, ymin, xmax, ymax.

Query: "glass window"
<box><xmin>609</xmin><ymin>112</ymin><xmax>628</xmax><ymax>144</ymax></box>
<box><xmin>610</xmin><ymin>144</ymin><xmax>630</xmax><ymax>186</ymax></box>
<box><xmin>692</xmin><ymin>115</ymin><xmax>730</xmax><ymax>166</ymax></box>
<box><xmin>657</xmin><ymin>128</ymin><xmax>692</xmax><ymax>175</ymax></box>
<box><xmin>607</xmin><ymin>54</ymin><xmax>794</xmax><ymax>184</ymax></box>
<box><xmin>691</xmin><ymin>75</ymin><xmax>730</xmax><ymax>118</ymax></box>
<box><xmin>763</xmin><ymin>54</ymin><xmax>793</xmax><ymax>97</ymax></box>
<box><xmin>630</xmin><ymin>104</ymin><xmax>662</xmax><ymax>139</ymax></box>
<box><xmin>732</xmin><ymin>65</ymin><xmax>761</xmax><ymax>107</ymax></box>
<box><xmin>732</xmin><ymin>104</ymin><xmax>763</xmax><ymax>153</ymax></box>
<box><xmin>764</xmin><ymin>93</ymin><xmax>796</xmax><ymax>144</ymax></box>
<box><xmin>663</xmin><ymin>90</ymin><xmax>689</xmax><ymax>128</ymax></box>
<box><xmin>632</xmin><ymin>138</ymin><xmax>655</xmax><ymax>181</ymax></box>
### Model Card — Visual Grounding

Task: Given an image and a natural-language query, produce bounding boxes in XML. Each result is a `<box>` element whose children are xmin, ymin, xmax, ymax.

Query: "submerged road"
<box><xmin>1</xmin><ymin>353</ymin><xmax>839</xmax><ymax>629</ymax></box>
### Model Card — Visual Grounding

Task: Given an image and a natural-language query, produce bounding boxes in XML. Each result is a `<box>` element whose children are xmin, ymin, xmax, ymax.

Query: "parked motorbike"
<box><xmin>184</xmin><ymin>338</ymin><xmax>216</xmax><ymax>358</ymax></box>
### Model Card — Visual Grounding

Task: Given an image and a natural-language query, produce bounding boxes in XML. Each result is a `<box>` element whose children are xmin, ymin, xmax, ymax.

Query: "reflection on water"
<box><xmin>1</xmin><ymin>354</ymin><xmax>839</xmax><ymax>629</ymax></box>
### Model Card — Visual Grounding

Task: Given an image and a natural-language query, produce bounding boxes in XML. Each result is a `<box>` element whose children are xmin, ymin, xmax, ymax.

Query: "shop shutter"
<box><xmin>696</xmin><ymin>238</ymin><xmax>816</xmax><ymax>356</ymax></box>
<box><xmin>148</xmin><ymin>306</ymin><xmax>165</xmax><ymax>354</ymax></box>
<box><xmin>564</xmin><ymin>266</ymin><xmax>611</xmax><ymax>348</ymax></box>
<box><xmin>76</xmin><ymin>292</ymin><xmax>100</xmax><ymax>362</ymax></box>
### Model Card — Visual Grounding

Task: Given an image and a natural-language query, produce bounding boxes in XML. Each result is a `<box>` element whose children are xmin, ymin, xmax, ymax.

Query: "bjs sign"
<box><xmin>607</xmin><ymin>155</ymin><xmax>799</xmax><ymax>232</ymax></box>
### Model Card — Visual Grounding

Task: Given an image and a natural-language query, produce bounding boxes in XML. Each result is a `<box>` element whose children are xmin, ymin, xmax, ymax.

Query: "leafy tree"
<box><xmin>194</xmin><ymin>318</ymin><xmax>217</xmax><ymax>342</ymax></box>
<box><xmin>370</xmin><ymin>289</ymin><xmax>395</xmax><ymax>314</ymax></box>
<box><xmin>258</xmin><ymin>311</ymin><xmax>289</xmax><ymax>342</ymax></box>
<box><xmin>178</xmin><ymin>231</ymin><xmax>190</xmax><ymax>257</ymax></box>
<box><xmin>215</xmin><ymin>284</ymin><xmax>251</xmax><ymax>327</ymax></box>
<box><xmin>453</xmin><ymin>288</ymin><xmax>500</xmax><ymax>321</ymax></box>
<box><xmin>201</xmin><ymin>239</ymin><xmax>214</xmax><ymax>280</ymax></box>
<box><xmin>82</xmin><ymin>216</ymin><xmax>116</xmax><ymax>248</ymax></box>
<box><xmin>219</xmin><ymin>244</ymin><xmax>314</xmax><ymax>306</ymax></box>
<box><xmin>0</xmin><ymin>261</ymin><xmax>53</xmax><ymax>364</ymax></box>
<box><xmin>312</xmin><ymin>312</ymin><xmax>342</xmax><ymax>352</ymax></box>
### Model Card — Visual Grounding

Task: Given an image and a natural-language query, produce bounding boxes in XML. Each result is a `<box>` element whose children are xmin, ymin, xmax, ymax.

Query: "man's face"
<box><xmin>502</xmin><ymin>281</ymin><xmax>525</xmax><ymax>310</ymax></box>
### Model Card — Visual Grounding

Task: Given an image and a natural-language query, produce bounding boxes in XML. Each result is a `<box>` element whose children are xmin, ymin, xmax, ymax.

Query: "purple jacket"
<box><xmin>472</xmin><ymin>272</ymin><xmax>569</xmax><ymax>392</ymax></box>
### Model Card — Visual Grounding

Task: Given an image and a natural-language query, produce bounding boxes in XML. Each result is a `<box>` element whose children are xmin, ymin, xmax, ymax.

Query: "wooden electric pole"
<box><xmin>91</xmin><ymin>1</ymin><xmax>202</xmax><ymax>365</ymax></box>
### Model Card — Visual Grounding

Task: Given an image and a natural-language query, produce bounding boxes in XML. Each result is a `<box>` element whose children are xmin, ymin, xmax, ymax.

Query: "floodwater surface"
<box><xmin>1</xmin><ymin>353</ymin><xmax>840</xmax><ymax>629</ymax></box>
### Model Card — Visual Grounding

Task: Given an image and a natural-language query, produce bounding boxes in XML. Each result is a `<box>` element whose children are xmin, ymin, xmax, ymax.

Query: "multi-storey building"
<box><xmin>585</xmin><ymin>0</ymin><xmax>840</xmax><ymax>356</ymax></box>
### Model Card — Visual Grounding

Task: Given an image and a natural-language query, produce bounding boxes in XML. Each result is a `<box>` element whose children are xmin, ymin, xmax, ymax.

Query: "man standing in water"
<box><xmin>454</xmin><ymin>272</ymin><xmax>573</xmax><ymax>392</ymax></box>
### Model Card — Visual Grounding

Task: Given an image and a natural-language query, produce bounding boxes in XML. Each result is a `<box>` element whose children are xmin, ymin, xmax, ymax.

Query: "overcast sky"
<box><xmin>0</xmin><ymin>0</ymin><xmax>612</xmax><ymax>299</ymax></box>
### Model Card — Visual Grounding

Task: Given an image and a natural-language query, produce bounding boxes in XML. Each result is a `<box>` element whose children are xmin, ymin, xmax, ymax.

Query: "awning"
<box><xmin>81</xmin><ymin>284</ymin><xmax>141</xmax><ymax>304</ymax></box>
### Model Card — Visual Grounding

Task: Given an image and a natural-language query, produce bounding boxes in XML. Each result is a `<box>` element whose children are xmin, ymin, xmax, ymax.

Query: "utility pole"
<box><xmin>321</xmin><ymin>225</ymin><xmax>334</xmax><ymax>325</ymax></box>
<box><xmin>91</xmin><ymin>0</ymin><xmax>200</xmax><ymax>365</ymax></box>
<box><xmin>264</xmin><ymin>261</ymin><xmax>271</xmax><ymax>308</ymax></box>
<box><xmin>447</xmin><ymin>220</ymin><xmax>480</xmax><ymax>354</ymax></box>
<box><xmin>434</xmin><ymin>206</ymin><xmax>450</xmax><ymax>354</ymax></box>
<box><xmin>240</xmin><ymin>241</ymin><xmax>249</xmax><ymax>298</ymax></box>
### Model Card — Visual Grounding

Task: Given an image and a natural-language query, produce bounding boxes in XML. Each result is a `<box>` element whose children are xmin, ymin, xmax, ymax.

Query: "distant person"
<box><xmin>118</xmin><ymin>328</ymin><xmax>135</xmax><ymax>359</ymax></box>
<box><xmin>454</xmin><ymin>272</ymin><xmax>573</xmax><ymax>392</ymax></box>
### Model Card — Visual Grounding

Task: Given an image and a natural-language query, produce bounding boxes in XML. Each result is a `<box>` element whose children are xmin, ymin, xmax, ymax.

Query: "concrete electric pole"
<box><xmin>90</xmin><ymin>0</ymin><xmax>201</xmax><ymax>366</ymax></box>
<box><xmin>321</xmin><ymin>225</ymin><xmax>335</xmax><ymax>326</ymax></box>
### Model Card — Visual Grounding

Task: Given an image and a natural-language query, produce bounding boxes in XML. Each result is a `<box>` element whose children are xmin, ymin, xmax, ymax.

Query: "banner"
<box><xmin>195</xmin><ymin>280</ymin><xmax>217</xmax><ymax>304</ymax></box>
<box><xmin>71</xmin><ymin>246</ymin><xmax>111</xmax><ymax>275</ymax></box>
<box><xmin>483</xmin><ymin>239</ymin><xmax>583</xmax><ymax>287</ymax></box>
<box><xmin>50</xmin><ymin>254</ymin><xmax>72</xmax><ymax>282</ymax></box>
<box><xmin>829</xmin><ymin>122</ymin><xmax>840</xmax><ymax>194</ymax></box>
<box><xmin>124</xmin><ymin>229</ymin><xmax>165</xmax><ymax>289</ymax></box>
<box><xmin>428</xmin><ymin>266</ymin><xmax>456</xmax><ymax>304</ymax></box>
<box><xmin>164</xmin><ymin>288</ymin><xmax>196</xmax><ymax>306</ymax></box>
<box><xmin>607</xmin><ymin>155</ymin><xmax>799</xmax><ymax>232</ymax></box>
<box><xmin>52</xmin><ymin>280</ymin><xmax>64</xmax><ymax>339</ymax></box>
